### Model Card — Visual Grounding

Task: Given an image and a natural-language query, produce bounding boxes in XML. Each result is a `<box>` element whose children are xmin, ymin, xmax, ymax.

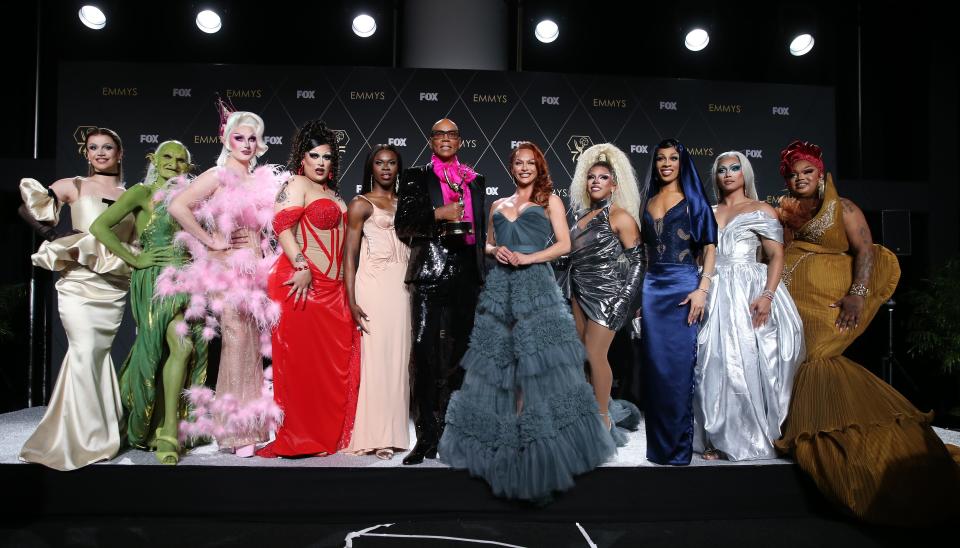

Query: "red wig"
<box><xmin>778</xmin><ymin>140</ymin><xmax>824</xmax><ymax>179</ymax></box>
<box><xmin>510</xmin><ymin>141</ymin><xmax>553</xmax><ymax>207</ymax></box>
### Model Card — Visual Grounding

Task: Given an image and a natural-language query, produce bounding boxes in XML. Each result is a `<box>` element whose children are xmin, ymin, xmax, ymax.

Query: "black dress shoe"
<box><xmin>402</xmin><ymin>439</ymin><xmax>438</xmax><ymax>465</ymax></box>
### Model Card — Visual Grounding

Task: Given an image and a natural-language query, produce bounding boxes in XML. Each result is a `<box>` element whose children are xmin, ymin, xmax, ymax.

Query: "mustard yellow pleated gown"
<box><xmin>776</xmin><ymin>175</ymin><xmax>960</xmax><ymax>526</ymax></box>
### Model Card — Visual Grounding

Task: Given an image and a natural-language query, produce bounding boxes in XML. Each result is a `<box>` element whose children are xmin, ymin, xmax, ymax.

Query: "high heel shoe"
<box><xmin>154</xmin><ymin>435</ymin><xmax>180</xmax><ymax>465</ymax></box>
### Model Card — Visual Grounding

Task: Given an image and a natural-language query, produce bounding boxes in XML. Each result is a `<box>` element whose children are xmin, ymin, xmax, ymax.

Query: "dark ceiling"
<box><xmin>3</xmin><ymin>0</ymin><xmax>949</xmax><ymax>182</ymax></box>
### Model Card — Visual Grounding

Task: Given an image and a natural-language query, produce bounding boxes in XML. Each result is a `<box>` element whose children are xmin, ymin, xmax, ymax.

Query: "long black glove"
<box><xmin>608</xmin><ymin>244</ymin><xmax>645</xmax><ymax>331</ymax></box>
<box><xmin>17</xmin><ymin>203</ymin><xmax>62</xmax><ymax>242</ymax></box>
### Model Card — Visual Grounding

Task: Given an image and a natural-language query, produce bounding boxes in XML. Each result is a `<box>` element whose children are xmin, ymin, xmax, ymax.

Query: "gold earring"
<box><xmin>817</xmin><ymin>179</ymin><xmax>825</xmax><ymax>199</ymax></box>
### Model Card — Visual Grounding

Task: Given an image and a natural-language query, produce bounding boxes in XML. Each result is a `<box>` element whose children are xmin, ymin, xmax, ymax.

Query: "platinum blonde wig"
<box><xmin>570</xmin><ymin>143</ymin><xmax>642</xmax><ymax>229</ymax></box>
<box><xmin>711</xmin><ymin>150</ymin><xmax>757</xmax><ymax>201</ymax></box>
<box><xmin>216</xmin><ymin>111</ymin><xmax>268</xmax><ymax>169</ymax></box>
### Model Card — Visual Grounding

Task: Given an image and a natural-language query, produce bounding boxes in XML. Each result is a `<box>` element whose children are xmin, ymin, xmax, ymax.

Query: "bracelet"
<box><xmin>293</xmin><ymin>263</ymin><xmax>310</xmax><ymax>272</ymax></box>
<box><xmin>697</xmin><ymin>287</ymin><xmax>709</xmax><ymax>295</ymax></box>
<box><xmin>761</xmin><ymin>289</ymin><xmax>775</xmax><ymax>302</ymax></box>
<box><xmin>848</xmin><ymin>283</ymin><xmax>869</xmax><ymax>297</ymax></box>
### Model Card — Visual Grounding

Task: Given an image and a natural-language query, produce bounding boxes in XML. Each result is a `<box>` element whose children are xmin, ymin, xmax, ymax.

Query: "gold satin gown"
<box><xmin>18</xmin><ymin>178</ymin><xmax>135</xmax><ymax>471</ymax></box>
<box><xmin>776</xmin><ymin>175</ymin><xmax>960</xmax><ymax>525</ymax></box>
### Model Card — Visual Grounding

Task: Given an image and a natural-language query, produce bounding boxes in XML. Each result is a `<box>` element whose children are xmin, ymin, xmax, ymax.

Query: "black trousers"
<box><xmin>409</xmin><ymin>278</ymin><xmax>479</xmax><ymax>443</ymax></box>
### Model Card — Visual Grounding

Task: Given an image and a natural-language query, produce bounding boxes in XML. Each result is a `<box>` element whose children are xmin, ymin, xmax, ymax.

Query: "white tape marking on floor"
<box><xmin>344</xmin><ymin>523</ymin><xmax>393</xmax><ymax>547</ymax></box>
<box><xmin>575</xmin><ymin>522</ymin><xmax>598</xmax><ymax>548</ymax></box>
<box><xmin>343</xmin><ymin>527</ymin><xmax>526</xmax><ymax>548</ymax></box>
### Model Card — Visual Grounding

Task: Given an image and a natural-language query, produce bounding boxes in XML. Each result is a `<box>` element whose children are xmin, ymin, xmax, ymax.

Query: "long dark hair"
<box><xmin>286</xmin><ymin>119</ymin><xmax>340</xmax><ymax>190</ymax></box>
<box><xmin>361</xmin><ymin>144</ymin><xmax>403</xmax><ymax>194</ymax></box>
<box><xmin>84</xmin><ymin>127</ymin><xmax>124</xmax><ymax>179</ymax></box>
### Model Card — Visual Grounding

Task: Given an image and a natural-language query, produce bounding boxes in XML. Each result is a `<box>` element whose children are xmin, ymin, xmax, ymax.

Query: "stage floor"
<box><xmin>2</xmin><ymin>406</ymin><xmax>959</xmax><ymax>469</ymax></box>
<box><xmin>6</xmin><ymin>406</ymin><xmax>960</xmax><ymax>529</ymax></box>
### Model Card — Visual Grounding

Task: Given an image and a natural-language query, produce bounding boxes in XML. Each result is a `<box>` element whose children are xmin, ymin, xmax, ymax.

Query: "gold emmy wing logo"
<box><xmin>73</xmin><ymin>126</ymin><xmax>98</xmax><ymax>157</ymax></box>
<box><xmin>567</xmin><ymin>135</ymin><xmax>594</xmax><ymax>164</ymax></box>
<box><xmin>332</xmin><ymin>129</ymin><xmax>350</xmax><ymax>156</ymax></box>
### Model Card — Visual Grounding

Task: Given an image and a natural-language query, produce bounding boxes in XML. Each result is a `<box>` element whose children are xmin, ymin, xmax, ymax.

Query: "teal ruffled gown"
<box><xmin>439</xmin><ymin>205</ymin><xmax>616</xmax><ymax>501</ymax></box>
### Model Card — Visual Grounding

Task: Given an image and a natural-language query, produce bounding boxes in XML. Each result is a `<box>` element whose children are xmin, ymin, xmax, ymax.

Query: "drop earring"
<box><xmin>817</xmin><ymin>178</ymin><xmax>825</xmax><ymax>199</ymax></box>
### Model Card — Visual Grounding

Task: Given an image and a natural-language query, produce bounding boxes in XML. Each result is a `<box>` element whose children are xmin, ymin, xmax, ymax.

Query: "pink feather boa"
<box><xmin>179</xmin><ymin>367</ymin><xmax>283</xmax><ymax>444</ymax></box>
<box><xmin>155</xmin><ymin>166</ymin><xmax>285</xmax><ymax>356</ymax></box>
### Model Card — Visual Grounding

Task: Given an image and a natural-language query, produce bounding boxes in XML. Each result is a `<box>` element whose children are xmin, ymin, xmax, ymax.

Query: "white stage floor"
<box><xmin>2</xmin><ymin>406</ymin><xmax>958</xmax><ymax>469</ymax></box>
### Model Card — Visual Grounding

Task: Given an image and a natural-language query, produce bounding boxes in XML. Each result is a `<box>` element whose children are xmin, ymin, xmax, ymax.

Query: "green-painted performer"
<box><xmin>89</xmin><ymin>140</ymin><xmax>207</xmax><ymax>465</ymax></box>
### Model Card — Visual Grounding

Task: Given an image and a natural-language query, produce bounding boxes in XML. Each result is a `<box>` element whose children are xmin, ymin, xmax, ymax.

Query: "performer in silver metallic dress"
<box><xmin>561</xmin><ymin>143</ymin><xmax>644</xmax><ymax>440</ymax></box>
<box><xmin>693</xmin><ymin>151</ymin><xmax>804</xmax><ymax>461</ymax></box>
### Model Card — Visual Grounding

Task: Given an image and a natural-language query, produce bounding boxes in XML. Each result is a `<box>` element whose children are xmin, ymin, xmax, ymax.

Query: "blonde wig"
<box><xmin>569</xmin><ymin>143</ymin><xmax>642</xmax><ymax>229</ymax></box>
<box><xmin>216</xmin><ymin>111</ymin><xmax>268</xmax><ymax>170</ymax></box>
<box><xmin>711</xmin><ymin>151</ymin><xmax>758</xmax><ymax>201</ymax></box>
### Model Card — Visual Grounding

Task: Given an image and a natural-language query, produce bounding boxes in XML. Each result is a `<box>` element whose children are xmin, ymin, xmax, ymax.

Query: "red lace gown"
<box><xmin>257</xmin><ymin>198</ymin><xmax>360</xmax><ymax>457</ymax></box>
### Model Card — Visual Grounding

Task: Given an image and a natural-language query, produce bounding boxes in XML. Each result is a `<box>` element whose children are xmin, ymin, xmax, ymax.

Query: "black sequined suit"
<box><xmin>395</xmin><ymin>164</ymin><xmax>487</xmax><ymax>455</ymax></box>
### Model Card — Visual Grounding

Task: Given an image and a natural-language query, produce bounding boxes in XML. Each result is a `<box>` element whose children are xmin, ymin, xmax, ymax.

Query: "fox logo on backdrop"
<box><xmin>53</xmin><ymin>61</ymin><xmax>835</xmax><ymax>383</ymax></box>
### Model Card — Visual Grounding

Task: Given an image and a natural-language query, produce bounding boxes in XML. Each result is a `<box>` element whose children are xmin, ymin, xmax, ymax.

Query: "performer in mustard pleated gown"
<box><xmin>774</xmin><ymin>140</ymin><xmax>960</xmax><ymax>526</ymax></box>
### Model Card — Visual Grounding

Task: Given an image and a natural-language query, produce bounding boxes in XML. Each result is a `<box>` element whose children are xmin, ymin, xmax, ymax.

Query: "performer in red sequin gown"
<box><xmin>256</xmin><ymin>120</ymin><xmax>360</xmax><ymax>457</ymax></box>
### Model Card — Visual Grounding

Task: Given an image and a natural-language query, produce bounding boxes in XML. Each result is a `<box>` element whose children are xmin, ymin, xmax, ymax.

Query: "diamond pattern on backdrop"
<box><xmin>58</xmin><ymin>62</ymin><xmax>834</xmax><ymax>208</ymax></box>
<box><xmin>50</xmin><ymin>61</ymin><xmax>835</xmax><ymax>384</ymax></box>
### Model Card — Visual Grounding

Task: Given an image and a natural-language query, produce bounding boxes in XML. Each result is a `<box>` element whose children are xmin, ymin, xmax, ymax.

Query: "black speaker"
<box><xmin>881</xmin><ymin>210</ymin><xmax>912</xmax><ymax>256</ymax></box>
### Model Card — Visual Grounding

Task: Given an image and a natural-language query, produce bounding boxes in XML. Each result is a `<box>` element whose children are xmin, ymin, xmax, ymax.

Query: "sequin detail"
<box><xmin>796</xmin><ymin>200</ymin><xmax>837</xmax><ymax>244</ymax></box>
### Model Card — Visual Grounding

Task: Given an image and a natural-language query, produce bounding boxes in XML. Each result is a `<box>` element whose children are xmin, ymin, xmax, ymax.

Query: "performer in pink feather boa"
<box><xmin>161</xmin><ymin>106</ymin><xmax>283</xmax><ymax>457</ymax></box>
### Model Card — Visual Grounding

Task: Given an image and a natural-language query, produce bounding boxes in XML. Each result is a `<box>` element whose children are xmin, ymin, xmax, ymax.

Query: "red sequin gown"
<box><xmin>257</xmin><ymin>198</ymin><xmax>360</xmax><ymax>457</ymax></box>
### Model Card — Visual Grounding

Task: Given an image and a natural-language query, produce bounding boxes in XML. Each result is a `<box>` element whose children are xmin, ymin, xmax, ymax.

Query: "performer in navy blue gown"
<box><xmin>640</xmin><ymin>139</ymin><xmax>717</xmax><ymax>465</ymax></box>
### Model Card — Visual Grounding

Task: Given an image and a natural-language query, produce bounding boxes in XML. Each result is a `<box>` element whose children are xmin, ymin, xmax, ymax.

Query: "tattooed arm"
<box><xmin>274</xmin><ymin>175</ymin><xmax>311</xmax><ymax>306</ymax></box>
<box><xmin>832</xmin><ymin>197</ymin><xmax>875</xmax><ymax>332</ymax></box>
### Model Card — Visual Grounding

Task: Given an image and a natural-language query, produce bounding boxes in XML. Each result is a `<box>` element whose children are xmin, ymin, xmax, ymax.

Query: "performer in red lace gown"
<box><xmin>256</xmin><ymin>120</ymin><xmax>360</xmax><ymax>457</ymax></box>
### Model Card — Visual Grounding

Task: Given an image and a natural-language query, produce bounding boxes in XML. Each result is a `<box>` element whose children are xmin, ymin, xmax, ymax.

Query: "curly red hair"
<box><xmin>778</xmin><ymin>140</ymin><xmax>824</xmax><ymax>179</ymax></box>
<box><xmin>510</xmin><ymin>142</ymin><xmax>553</xmax><ymax>207</ymax></box>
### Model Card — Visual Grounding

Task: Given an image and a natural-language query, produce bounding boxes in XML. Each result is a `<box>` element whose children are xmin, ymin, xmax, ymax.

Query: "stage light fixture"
<box><xmin>534</xmin><ymin>20</ymin><xmax>559</xmax><ymax>43</ymax></box>
<box><xmin>78</xmin><ymin>5</ymin><xmax>106</xmax><ymax>30</ymax></box>
<box><xmin>352</xmin><ymin>14</ymin><xmax>376</xmax><ymax>37</ymax></box>
<box><xmin>684</xmin><ymin>28</ymin><xmax>709</xmax><ymax>51</ymax></box>
<box><xmin>789</xmin><ymin>33</ymin><xmax>815</xmax><ymax>56</ymax></box>
<box><xmin>196</xmin><ymin>9</ymin><xmax>222</xmax><ymax>34</ymax></box>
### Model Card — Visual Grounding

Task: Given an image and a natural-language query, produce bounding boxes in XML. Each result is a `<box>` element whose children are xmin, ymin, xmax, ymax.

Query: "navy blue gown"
<box><xmin>641</xmin><ymin>199</ymin><xmax>700</xmax><ymax>465</ymax></box>
<box><xmin>440</xmin><ymin>205</ymin><xmax>616</xmax><ymax>500</ymax></box>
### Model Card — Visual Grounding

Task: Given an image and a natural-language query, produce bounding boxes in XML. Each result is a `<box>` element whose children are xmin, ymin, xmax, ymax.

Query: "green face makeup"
<box><xmin>153</xmin><ymin>142</ymin><xmax>191</xmax><ymax>181</ymax></box>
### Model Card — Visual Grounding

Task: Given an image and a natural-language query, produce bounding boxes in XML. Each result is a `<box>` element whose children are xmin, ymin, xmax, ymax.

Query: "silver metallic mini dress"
<box><xmin>559</xmin><ymin>200</ymin><xmax>643</xmax><ymax>331</ymax></box>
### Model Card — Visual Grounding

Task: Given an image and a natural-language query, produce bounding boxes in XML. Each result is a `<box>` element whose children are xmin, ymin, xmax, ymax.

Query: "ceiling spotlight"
<box><xmin>196</xmin><ymin>10</ymin><xmax>222</xmax><ymax>34</ymax></box>
<box><xmin>78</xmin><ymin>5</ymin><xmax>106</xmax><ymax>30</ymax></box>
<box><xmin>535</xmin><ymin>20</ymin><xmax>559</xmax><ymax>43</ymax></box>
<box><xmin>684</xmin><ymin>28</ymin><xmax>709</xmax><ymax>51</ymax></box>
<box><xmin>789</xmin><ymin>33</ymin><xmax>815</xmax><ymax>56</ymax></box>
<box><xmin>352</xmin><ymin>14</ymin><xmax>377</xmax><ymax>38</ymax></box>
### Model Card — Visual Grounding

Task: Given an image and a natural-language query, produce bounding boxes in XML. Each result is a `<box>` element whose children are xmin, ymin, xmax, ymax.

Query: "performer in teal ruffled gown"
<box><xmin>440</xmin><ymin>142</ymin><xmax>615</xmax><ymax>501</ymax></box>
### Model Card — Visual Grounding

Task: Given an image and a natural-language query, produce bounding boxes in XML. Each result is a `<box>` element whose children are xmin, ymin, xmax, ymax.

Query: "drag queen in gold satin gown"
<box><xmin>18</xmin><ymin>128</ymin><xmax>134</xmax><ymax>470</ymax></box>
<box><xmin>774</xmin><ymin>140</ymin><xmax>960</xmax><ymax>525</ymax></box>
